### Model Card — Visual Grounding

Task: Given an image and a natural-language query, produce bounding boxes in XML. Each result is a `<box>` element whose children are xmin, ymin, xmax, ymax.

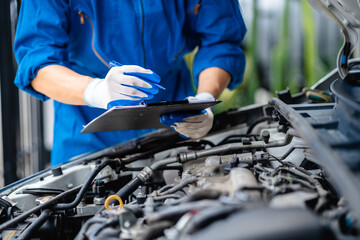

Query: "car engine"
<box><xmin>0</xmin><ymin>59</ymin><xmax>359</xmax><ymax>239</ymax></box>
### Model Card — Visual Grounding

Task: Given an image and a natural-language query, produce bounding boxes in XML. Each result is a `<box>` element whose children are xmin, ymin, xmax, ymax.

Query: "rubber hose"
<box><xmin>17</xmin><ymin>209</ymin><xmax>51</xmax><ymax>240</ymax></box>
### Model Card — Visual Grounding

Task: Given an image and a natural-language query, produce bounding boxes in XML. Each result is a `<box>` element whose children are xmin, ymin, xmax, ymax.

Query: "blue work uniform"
<box><xmin>14</xmin><ymin>0</ymin><xmax>247</xmax><ymax>166</ymax></box>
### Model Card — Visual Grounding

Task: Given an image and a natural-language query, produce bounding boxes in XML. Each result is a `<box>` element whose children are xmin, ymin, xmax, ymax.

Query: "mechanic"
<box><xmin>14</xmin><ymin>1</ymin><xmax>246</xmax><ymax>166</ymax></box>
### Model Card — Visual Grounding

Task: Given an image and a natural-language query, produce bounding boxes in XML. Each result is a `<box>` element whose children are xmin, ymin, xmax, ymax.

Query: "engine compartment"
<box><xmin>69</xmin><ymin>128</ymin><xmax>344</xmax><ymax>240</ymax></box>
<box><xmin>1</xmin><ymin>58</ymin><xmax>360</xmax><ymax>239</ymax></box>
<box><xmin>0</xmin><ymin>72</ymin><xmax>359</xmax><ymax>239</ymax></box>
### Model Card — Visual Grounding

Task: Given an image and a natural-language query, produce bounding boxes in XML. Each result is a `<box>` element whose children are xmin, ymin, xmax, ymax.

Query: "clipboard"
<box><xmin>81</xmin><ymin>100</ymin><xmax>221</xmax><ymax>133</ymax></box>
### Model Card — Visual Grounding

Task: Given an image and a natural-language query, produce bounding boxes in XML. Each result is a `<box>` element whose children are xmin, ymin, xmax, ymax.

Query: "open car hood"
<box><xmin>308</xmin><ymin>0</ymin><xmax>360</xmax><ymax>79</ymax></box>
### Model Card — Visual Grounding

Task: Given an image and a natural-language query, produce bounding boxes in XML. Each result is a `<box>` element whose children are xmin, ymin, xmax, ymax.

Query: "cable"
<box><xmin>52</xmin><ymin>158</ymin><xmax>113</xmax><ymax>210</ymax></box>
<box><xmin>314</xmin><ymin>0</ymin><xmax>351</xmax><ymax>78</ymax></box>
<box><xmin>270</xmin><ymin>154</ymin><xmax>312</xmax><ymax>176</ymax></box>
<box><xmin>277</xmin><ymin>145</ymin><xmax>309</xmax><ymax>160</ymax></box>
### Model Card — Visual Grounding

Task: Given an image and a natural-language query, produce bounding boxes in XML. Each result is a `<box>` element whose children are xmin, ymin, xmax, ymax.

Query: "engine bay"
<box><xmin>0</xmin><ymin>67</ymin><xmax>359</xmax><ymax>239</ymax></box>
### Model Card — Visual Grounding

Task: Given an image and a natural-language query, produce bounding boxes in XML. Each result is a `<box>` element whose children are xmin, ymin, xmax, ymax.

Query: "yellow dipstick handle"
<box><xmin>104</xmin><ymin>195</ymin><xmax>124</xmax><ymax>210</ymax></box>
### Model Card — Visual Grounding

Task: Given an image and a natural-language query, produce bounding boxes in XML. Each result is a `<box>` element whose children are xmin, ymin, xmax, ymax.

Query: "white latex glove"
<box><xmin>160</xmin><ymin>92</ymin><xmax>215</xmax><ymax>139</ymax></box>
<box><xmin>84</xmin><ymin>65</ymin><xmax>161</xmax><ymax>109</ymax></box>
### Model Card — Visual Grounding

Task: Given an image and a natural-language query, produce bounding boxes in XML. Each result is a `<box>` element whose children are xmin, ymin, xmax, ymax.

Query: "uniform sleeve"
<box><xmin>188</xmin><ymin>0</ymin><xmax>247</xmax><ymax>90</ymax></box>
<box><xmin>14</xmin><ymin>0</ymin><xmax>70</xmax><ymax>101</ymax></box>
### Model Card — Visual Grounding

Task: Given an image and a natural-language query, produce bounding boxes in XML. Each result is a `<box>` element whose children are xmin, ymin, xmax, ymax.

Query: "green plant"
<box><xmin>301</xmin><ymin>0</ymin><xmax>327</xmax><ymax>87</ymax></box>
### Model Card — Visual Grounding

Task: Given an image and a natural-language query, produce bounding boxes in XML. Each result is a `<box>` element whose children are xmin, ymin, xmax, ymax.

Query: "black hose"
<box><xmin>96</xmin><ymin>176</ymin><xmax>143</xmax><ymax>214</ymax></box>
<box><xmin>216</xmin><ymin>134</ymin><xmax>259</xmax><ymax>146</ymax></box>
<box><xmin>119</xmin><ymin>158</ymin><xmax>176</xmax><ymax>199</ymax></box>
<box><xmin>180</xmin><ymin>189</ymin><xmax>222</xmax><ymax>203</ymax></box>
<box><xmin>122</xmin><ymin>140</ymin><xmax>214</xmax><ymax>165</ymax></box>
<box><xmin>246</xmin><ymin>116</ymin><xmax>275</xmax><ymax>134</ymax></box>
<box><xmin>0</xmin><ymin>185</ymin><xmax>81</xmax><ymax>232</ymax></box>
<box><xmin>160</xmin><ymin>177</ymin><xmax>197</xmax><ymax>195</ymax></box>
<box><xmin>116</xmin><ymin>158</ymin><xmax>178</xmax><ymax>202</ymax></box>
<box><xmin>151</xmin><ymin>157</ymin><xmax>178</xmax><ymax>170</ymax></box>
<box><xmin>0</xmin><ymin>198</ymin><xmax>13</xmax><ymax>221</ymax></box>
<box><xmin>278</xmin><ymin>145</ymin><xmax>309</xmax><ymax>160</ymax></box>
<box><xmin>17</xmin><ymin>209</ymin><xmax>51</xmax><ymax>240</ymax></box>
<box><xmin>0</xmin><ymin>198</ymin><xmax>12</xmax><ymax>209</ymax></box>
<box><xmin>52</xmin><ymin>158</ymin><xmax>113</xmax><ymax>210</ymax></box>
<box><xmin>115</xmin><ymin>177</ymin><xmax>143</xmax><ymax>200</ymax></box>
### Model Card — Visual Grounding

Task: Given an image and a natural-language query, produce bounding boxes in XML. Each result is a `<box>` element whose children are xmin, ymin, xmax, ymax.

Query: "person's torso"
<box><xmin>51</xmin><ymin>0</ymin><xmax>200</xmax><ymax>165</ymax></box>
<box><xmin>66</xmin><ymin>0</ymin><xmax>199</xmax><ymax>101</ymax></box>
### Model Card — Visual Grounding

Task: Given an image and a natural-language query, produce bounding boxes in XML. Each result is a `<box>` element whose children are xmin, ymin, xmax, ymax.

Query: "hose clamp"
<box><xmin>137</xmin><ymin>166</ymin><xmax>154</xmax><ymax>182</ymax></box>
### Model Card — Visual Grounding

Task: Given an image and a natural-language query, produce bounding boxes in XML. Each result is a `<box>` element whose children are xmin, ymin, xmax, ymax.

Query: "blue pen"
<box><xmin>109</xmin><ymin>61</ymin><xmax>165</xmax><ymax>90</ymax></box>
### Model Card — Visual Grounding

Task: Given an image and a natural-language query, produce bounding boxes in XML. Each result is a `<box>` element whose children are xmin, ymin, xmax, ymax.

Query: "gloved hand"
<box><xmin>160</xmin><ymin>92</ymin><xmax>215</xmax><ymax>139</ymax></box>
<box><xmin>84</xmin><ymin>65</ymin><xmax>161</xmax><ymax>109</ymax></box>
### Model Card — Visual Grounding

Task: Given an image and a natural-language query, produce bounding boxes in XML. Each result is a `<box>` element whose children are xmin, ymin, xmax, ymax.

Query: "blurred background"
<box><xmin>0</xmin><ymin>0</ymin><xmax>353</xmax><ymax>186</ymax></box>
<box><xmin>215</xmin><ymin>0</ymin><xmax>344</xmax><ymax>113</ymax></box>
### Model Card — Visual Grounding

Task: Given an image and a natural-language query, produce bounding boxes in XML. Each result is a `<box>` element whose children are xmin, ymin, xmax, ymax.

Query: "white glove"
<box><xmin>84</xmin><ymin>65</ymin><xmax>161</xmax><ymax>109</ymax></box>
<box><xmin>160</xmin><ymin>92</ymin><xmax>215</xmax><ymax>139</ymax></box>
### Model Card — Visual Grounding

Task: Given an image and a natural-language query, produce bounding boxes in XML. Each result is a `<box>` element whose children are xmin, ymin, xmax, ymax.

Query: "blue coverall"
<box><xmin>14</xmin><ymin>0</ymin><xmax>247</xmax><ymax>166</ymax></box>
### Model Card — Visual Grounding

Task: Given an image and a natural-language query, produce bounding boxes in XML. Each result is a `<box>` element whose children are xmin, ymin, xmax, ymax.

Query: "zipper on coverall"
<box><xmin>172</xmin><ymin>2</ymin><xmax>201</xmax><ymax>61</ymax></box>
<box><xmin>139</xmin><ymin>0</ymin><xmax>146</xmax><ymax>68</ymax></box>
<box><xmin>78</xmin><ymin>11</ymin><xmax>111</xmax><ymax>69</ymax></box>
